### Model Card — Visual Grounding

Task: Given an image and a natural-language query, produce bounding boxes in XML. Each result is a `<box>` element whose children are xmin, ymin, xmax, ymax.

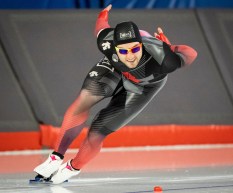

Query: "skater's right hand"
<box><xmin>104</xmin><ymin>4</ymin><xmax>112</xmax><ymax>12</ymax></box>
<box><xmin>95</xmin><ymin>4</ymin><xmax>112</xmax><ymax>37</ymax></box>
<box><xmin>154</xmin><ymin>27</ymin><xmax>171</xmax><ymax>45</ymax></box>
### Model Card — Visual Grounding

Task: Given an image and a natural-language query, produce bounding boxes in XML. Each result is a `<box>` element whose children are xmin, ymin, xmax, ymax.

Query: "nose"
<box><xmin>126</xmin><ymin>52</ymin><xmax>135</xmax><ymax>61</ymax></box>
<box><xmin>126</xmin><ymin>51</ymin><xmax>134</xmax><ymax>57</ymax></box>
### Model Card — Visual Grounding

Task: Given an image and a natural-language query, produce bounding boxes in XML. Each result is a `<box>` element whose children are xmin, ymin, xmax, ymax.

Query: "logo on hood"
<box><xmin>120</xmin><ymin>31</ymin><xmax>132</xmax><ymax>40</ymax></box>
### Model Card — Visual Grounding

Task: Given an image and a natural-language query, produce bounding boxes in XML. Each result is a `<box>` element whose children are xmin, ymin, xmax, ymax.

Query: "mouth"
<box><xmin>127</xmin><ymin>59</ymin><xmax>136</xmax><ymax>62</ymax></box>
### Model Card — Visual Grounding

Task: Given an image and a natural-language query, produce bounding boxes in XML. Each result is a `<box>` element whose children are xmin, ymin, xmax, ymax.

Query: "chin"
<box><xmin>129</xmin><ymin>62</ymin><xmax>138</xmax><ymax>68</ymax></box>
<box><xmin>126</xmin><ymin>63</ymin><xmax>134</xmax><ymax>68</ymax></box>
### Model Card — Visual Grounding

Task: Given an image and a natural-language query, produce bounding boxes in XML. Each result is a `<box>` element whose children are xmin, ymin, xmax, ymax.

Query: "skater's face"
<box><xmin>115</xmin><ymin>42</ymin><xmax>142</xmax><ymax>68</ymax></box>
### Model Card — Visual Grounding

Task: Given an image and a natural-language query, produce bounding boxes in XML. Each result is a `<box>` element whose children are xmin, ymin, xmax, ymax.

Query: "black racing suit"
<box><xmin>82</xmin><ymin>28</ymin><xmax>182</xmax><ymax>135</ymax></box>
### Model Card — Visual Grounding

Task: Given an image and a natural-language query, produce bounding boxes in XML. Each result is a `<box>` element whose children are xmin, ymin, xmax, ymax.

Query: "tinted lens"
<box><xmin>119</xmin><ymin>49</ymin><xmax>128</xmax><ymax>55</ymax></box>
<box><xmin>117</xmin><ymin>44</ymin><xmax>141</xmax><ymax>55</ymax></box>
<box><xmin>131</xmin><ymin>46</ymin><xmax>141</xmax><ymax>53</ymax></box>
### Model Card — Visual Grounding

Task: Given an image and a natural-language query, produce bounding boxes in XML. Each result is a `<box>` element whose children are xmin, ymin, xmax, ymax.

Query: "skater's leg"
<box><xmin>33</xmin><ymin>89</ymin><xmax>104</xmax><ymax>178</ymax></box>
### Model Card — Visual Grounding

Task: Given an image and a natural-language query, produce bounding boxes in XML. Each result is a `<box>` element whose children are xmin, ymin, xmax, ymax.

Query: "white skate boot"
<box><xmin>51</xmin><ymin>160</ymin><xmax>80</xmax><ymax>184</ymax></box>
<box><xmin>34</xmin><ymin>153</ymin><xmax>63</xmax><ymax>178</ymax></box>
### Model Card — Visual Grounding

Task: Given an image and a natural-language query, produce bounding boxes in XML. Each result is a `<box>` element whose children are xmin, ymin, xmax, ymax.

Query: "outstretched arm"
<box><xmin>94</xmin><ymin>4</ymin><xmax>112</xmax><ymax>37</ymax></box>
<box><xmin>155</xmin><ymin>27</ymin><xmax>197</xmax><ymax>66</ymax></box>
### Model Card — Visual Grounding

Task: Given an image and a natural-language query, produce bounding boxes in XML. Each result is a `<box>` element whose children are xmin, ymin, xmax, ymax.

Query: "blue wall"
<box><xmin>0</xmin><ymin>0</ymin><xmax>233</xmax><ymax>9</ymax></box>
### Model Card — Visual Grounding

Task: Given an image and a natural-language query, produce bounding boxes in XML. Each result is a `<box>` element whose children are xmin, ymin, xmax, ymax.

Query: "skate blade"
<box><xmin>29</xmin><ymin>178</ymin><xmax>52</xmax><ymax>184</ymax></box>
<box><xmin>29</xmin><ymin>180</ymin><xmax>52</xmax><ymax>184</ymax></box>
<box><xmin>29</xmin><ymin>177</ymin><xmax>68</xmax><ymax>184</ymax></box>
<box><xmin>29</xmin><ymin>174</ymin><xmax>51</xmax><ymax>184</ymax></box>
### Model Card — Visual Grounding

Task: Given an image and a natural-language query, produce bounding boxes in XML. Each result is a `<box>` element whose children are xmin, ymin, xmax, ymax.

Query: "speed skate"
<box><xmin>29</xmin><ymin>174</ymin><xmax>68</xmax><ymax>184</ymax></box>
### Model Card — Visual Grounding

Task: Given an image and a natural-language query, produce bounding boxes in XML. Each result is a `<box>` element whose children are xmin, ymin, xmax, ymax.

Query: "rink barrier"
<box><xmin>0</xmin><ymin>131</ymin><xmax>41</xmax><ymax>151</ymax></box>
<box><xmin>0</xmin><ymin>124</ymin><xmax>233</xmax><ymax>151</ymax></box>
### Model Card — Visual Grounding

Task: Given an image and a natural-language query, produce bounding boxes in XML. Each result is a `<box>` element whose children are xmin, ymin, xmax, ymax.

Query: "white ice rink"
<box><xmin>0</xmin><ymin>144</ymin><xmax>233</xmax><ymax>193</ymax></box>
